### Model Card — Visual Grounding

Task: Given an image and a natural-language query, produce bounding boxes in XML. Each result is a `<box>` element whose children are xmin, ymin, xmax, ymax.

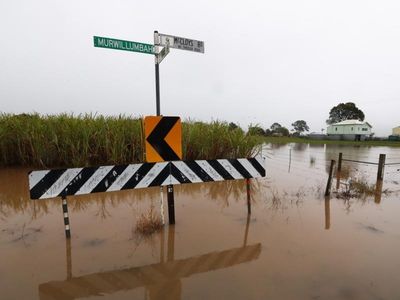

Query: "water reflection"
<box><xmin>177</xmin><ymin>179</ymin><xmax>261</xmax><ymax>209</ymax></box>
<box><xmin>324</xmin><ymin>144</ymin><xmax>372</xmax><ymax>161</ymax></box>
<box><xmin>324</xmin><ymin>198</ymin><xmax>330</xmax><ymax>230</ymax></box>
<box><xmin>268</xmin><ymin>143</ymin><xmax>286</xmax><ymax>149</ymax></box>
<box><xmin>292</xmin><ymin>143</ymin><xmax>307</xmax><ymax>151</ymax></box>
<box><xmin>308</xmin><ymin>143</ymin><xmax>324</xmax><ymax>149</ymax></box>
<box><xmin>39</xmin><ymin>218</ymin><xmax>261</xmax><ymax>300</ymax></box>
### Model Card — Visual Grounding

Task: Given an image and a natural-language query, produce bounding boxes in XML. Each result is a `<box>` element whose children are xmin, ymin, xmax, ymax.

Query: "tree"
<box><xmin>269</xmin><ymin>122</ymin><xmax>289</xmax><ymax>136</ymax></box>
<box><xmin>247</xmin><ymin>125</ymin><xmax>265</xmax><ymax>136</ymax></box>
<box><xmin>291</xmin><ymin>120</ymin><xmax>309</xmax><ymax>134</ymax></box>
<box><xmin>326</xmin><ymin>102</ymin><xmax>365</xmax><ymax>125</ymax></box>
<box><xmin>275</xmin><ymin>126</ymin><xmax>289</xmax><ymax>136</ymax></box>
<box><xmin>270</xmin><ymin>122</ymin><xmax>282</xmax><ymax>131</ymax></box>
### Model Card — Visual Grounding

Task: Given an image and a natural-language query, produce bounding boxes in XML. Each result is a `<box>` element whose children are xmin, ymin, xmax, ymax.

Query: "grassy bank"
<box><xmin>0</xmin><ymin>113</ymin><xmax>262</xmax><ymax>168</ymax></box>
<box><xmin>263</xmin><ymin>136</ymin><xmax>400</xmax><ymax>147</ymax></box>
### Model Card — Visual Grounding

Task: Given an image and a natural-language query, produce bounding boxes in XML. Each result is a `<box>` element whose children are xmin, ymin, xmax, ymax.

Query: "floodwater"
<box><xmin>1</xmin><ymin>143</ymin><xmax>400</xmax><ymax>300</ymax></box>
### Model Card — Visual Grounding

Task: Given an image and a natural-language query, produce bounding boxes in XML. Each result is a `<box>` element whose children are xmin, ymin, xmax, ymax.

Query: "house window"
<box><xmin>362</xmin><ymin>128</ymin><xmax>368</xmax><ymax>131</ymax></box>
<box><xmin>351</xmin><ymin>127</ymin><xmax>353</xmax><ymax>131</ymax></box>
<box><xmin>335</xmin><ymin>127</ymin><xmax>337</xmax><ymax>131</ymax></box>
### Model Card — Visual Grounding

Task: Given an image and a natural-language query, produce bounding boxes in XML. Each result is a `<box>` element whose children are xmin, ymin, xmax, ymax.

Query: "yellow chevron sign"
<box><xmin>144</xmin><ymin>116</ymin><xmax>182</xmax><ymax>162</ymax></box>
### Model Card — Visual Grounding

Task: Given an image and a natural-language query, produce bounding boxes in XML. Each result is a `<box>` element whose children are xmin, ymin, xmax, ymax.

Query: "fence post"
<box><xmin>325</xmin><ymin>160</ymin><xmax>336</xmax><ymax>196</ymax></box>
<box><xmin>377</xmin><ymin>154</ymin><xmax>386</xmax><ymax>181</ymax></box>
<box><xmin>338</xmin><ymin>153</ymin><xmax>343</xmax><ymax>173</ymax></box>
<box><xmin>336</xmin><ymin>153</ymin><xmax>343</xmax><ymax>189</ymax></box>
<box><xmin>375</xmin><ymin>180</ymin><xmax>383</xmax><ymax>204</ymax></box>
<box><xmin>375</xmin><ymin>153</ymin><xmax>385</xmax><ymax>204</ymax></box>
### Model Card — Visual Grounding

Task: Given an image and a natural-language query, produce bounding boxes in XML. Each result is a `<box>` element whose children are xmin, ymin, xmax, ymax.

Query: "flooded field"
<box><xmin>1</xmin><ymin>143</ymin><xmax>400</xmax><ymax>300</ymax></box>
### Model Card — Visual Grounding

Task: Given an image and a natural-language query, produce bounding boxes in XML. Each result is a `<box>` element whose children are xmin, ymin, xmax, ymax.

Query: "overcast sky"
<box><xmin>1</xmin><ymin>0</ymin><xmax>399</xmax><ymax>136</ymax></box>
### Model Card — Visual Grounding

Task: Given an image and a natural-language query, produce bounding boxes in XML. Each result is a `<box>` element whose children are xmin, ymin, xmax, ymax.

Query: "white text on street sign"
<box><xmin>93</xmin><ymin>36</ymin><xmax>154</xmax><ymax>55</ymax></box>
<box><xmin>157</xmin><ymin>33</ymin><xmax>204</xmax><ymax>53</ymax></box>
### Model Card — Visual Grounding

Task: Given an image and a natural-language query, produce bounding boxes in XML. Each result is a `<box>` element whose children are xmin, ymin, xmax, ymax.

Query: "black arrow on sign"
<box><xmin>147</xmin><ymin>117</ymin><xmax>180</xmax><ymax>161</ymax></box>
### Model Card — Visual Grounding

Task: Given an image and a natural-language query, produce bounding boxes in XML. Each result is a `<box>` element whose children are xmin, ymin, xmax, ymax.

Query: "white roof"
<box><xmin>331</xmin><ymin>120</ymin><xmax>372</xmax><ymax>127</ymax></box>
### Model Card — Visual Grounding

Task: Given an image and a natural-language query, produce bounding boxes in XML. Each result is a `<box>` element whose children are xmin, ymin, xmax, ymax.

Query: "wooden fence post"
<box><xmin>375</xmin><ymin>180</ymin><xmax>383</xmax><ymax>204</ymax></box>
<box><xmin>377</xmin><ymin>154</ymin><xmax>386</xmax><ymax>181</ymax></box>
<box><xmin>336</xmin><ymin>153</ymin><xmax>343</xmax><ymax>189</ymax></box>
<box><xmin>338</xmin><ymin>153</ymin><xmax>343</xmax><ymax>173</ymax></box>
<box><xmin>375</xmin><ymin>154</ymin><xmax>386</xmax><ymax>204</ymax></box>
<box><xmin>325</xmin><ymin>160</ymin><xmax>336</xmax><ymax>196</ymax></box>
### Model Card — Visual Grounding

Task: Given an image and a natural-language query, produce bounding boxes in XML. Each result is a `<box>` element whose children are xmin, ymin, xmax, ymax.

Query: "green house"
<box><xmin>327</xmin><ymin>120</ymin><xmax>373</xmax><ymax>141</ymax></box>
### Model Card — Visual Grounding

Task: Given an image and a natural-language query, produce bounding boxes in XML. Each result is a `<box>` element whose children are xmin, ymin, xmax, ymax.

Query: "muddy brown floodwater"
<box><xmin>1</xmin><ymin>143</ymin><xmax>400</xmax><ymax>299</ymax></box>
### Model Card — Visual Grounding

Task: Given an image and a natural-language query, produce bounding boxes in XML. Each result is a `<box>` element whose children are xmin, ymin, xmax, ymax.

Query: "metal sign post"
<box><xmin>154</xmin><ymin>31</ymin><xmax>161</xmax><ymax>116</ymax></box>
<box><xmin>153</xmin><ymin>31</ymin><xmax>204</xmax><ymax>115</ymax></box>
<box><xmin>152</xmin><ymin>31</ymin><xmax>204</xmax><ymax>224</ymax></box>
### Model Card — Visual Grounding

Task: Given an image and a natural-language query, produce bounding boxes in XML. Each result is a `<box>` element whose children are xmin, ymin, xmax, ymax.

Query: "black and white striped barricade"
<box><xmin>28</xmin><ymin>156</ymin><xmax>266</xmax><ymax>237</ymax></box>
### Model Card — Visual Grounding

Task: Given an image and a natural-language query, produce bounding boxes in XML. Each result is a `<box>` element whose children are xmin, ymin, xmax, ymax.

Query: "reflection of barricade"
<box><xmin>39</xmin><ymin>216</ymin><xmax>261</xmax><ymax>300</ymax></box>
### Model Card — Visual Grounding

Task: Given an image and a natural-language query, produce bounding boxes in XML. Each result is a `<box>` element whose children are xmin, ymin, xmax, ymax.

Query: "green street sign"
<box><xmin>93</xmin><ymin>36</ymin><xmax>154</xmax><ymax>55</ymax></box>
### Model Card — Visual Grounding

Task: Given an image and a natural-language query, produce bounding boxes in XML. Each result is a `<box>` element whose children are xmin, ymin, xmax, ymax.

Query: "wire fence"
<box><xmin>264</xmin><ymin>148</ymin><xmax>399</xmax><ymax>193</ymax></box>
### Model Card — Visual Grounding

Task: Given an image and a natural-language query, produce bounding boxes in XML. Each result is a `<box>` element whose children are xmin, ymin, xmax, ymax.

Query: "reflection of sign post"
<box><xmin>39</xmin><ymin>217</ymin><xmax>260</xmax><ymax>300</ymax></box>
<box><xmin>39</xmin><ymin>243</ymin><xmax>261</xmax><ymax>300</ymax></box>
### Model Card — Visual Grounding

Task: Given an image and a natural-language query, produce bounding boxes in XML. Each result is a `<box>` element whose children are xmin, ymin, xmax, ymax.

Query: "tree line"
<box><xmin>244</xmin><ymin>120</ymin><xmax>309</xmax><ymax>137</ymax></box>
<box><xmin>239</xmin><ymin>102</ymin><xmax>366</xmax><ymax>137</ymax></box>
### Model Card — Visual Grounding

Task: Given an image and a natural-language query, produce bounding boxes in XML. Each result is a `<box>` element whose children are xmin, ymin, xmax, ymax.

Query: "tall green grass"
<box><xmin>182</xmin><ymin>120</ymin><xmax>262</xmax><ymax>159</ymax></box>
<box><xmin>0</xmin><ymin>113</ymin><xmax>262</xmax><ymax>168</ymax></box>
<box><xmin>0</xmin><ymin>113</ymin><xmax>144</xmax><ymax>167</ymax></box>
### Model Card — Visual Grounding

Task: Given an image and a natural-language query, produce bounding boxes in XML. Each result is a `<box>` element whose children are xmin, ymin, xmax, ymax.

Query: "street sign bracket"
<box><xmin>157</xmin><ymin>44</ymin><xmax>170</xmax><ymax>64</ymax></box>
